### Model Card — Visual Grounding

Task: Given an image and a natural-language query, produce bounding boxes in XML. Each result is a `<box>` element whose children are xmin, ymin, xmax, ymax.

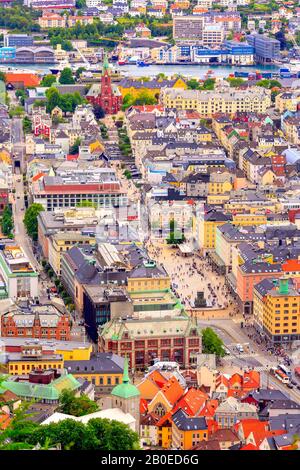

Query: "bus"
<box><xmin>275</xmin><ymin>369</ymin><xmax>290</xmax><ymax>384</ymax></box>
<box><xmin>278</xmin><ymin>364</ymin><xmax>292</xmax><ymax>378</ymax></box>
<box><xmin>270</xmin><ymin>367</ymin><xmax>290</xmax><ymax>384</ymax></box>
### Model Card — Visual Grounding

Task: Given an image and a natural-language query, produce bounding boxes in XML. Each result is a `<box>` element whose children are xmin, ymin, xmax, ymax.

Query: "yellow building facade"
<box><xmin>160</xmin><ymin>87</ymin><xmax>271</xmax><ymax>117</ymax></box>
<box><xmin>172</xmin><ymin>418</ymin><xmax>208</xmax><ymax>450</ymax></box>
<box><xmin>253</xmin><ymin>278</ymin><xmax>300</xmax><ymax>343</ymax></box>
<box><xmin>118</xmin><ymin>77</ymin><xmax>187</xmax><ymax>100</ymax></box>
<box><xmin>48</xmin><ymin>232</ymin><xmax>96</xmax><ymax>276</ymax></box>
<box><xmin>8</xmin><ymin>356</ymin><xmax>64</xmax><ymax>375</ymax></box>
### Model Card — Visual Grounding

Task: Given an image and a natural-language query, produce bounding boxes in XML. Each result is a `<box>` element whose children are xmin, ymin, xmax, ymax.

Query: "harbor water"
<box><xmin>0</xmin><ymin>62</ymin><xmax>279</xmax><ymax>79</ymax></box>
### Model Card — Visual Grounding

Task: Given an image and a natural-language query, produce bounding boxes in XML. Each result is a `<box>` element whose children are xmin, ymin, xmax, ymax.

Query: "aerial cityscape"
<box><xmin>0</xmin><ymin>0</ymin><xmax>300</xmax><ymax>456</ymax></box>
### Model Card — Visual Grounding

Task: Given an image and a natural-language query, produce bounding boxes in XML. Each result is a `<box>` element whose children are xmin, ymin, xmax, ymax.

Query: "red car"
<box><xmin>50</xmin><ymin>287</ymin><xmax>57</xmax><ymax>293</ymax></box>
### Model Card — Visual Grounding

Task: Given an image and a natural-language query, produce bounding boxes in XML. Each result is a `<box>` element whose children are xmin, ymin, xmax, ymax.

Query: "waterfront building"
<box><xmin>173</xmin><ymin>15</ymin><xmax>205</xmax><ymax>41</ymax></box>
<box><xmin>3</xmin><ymin>34</ymin><xmax>33</xmax><ymax>47</ymax></box>
<box><xmin>0</xmin><ymin>245</ymin><xmax>38</xmax><ymax>300</ymax></box>
<box><xmin>253</xmin><ymin>278</ymin><xmax>300</xmax><ymax>344</ymax></box>
<box><xmin>14</xmin><ymin>46</ymin><xmax>55</xmax><ymax>64</ymax></box>
<box><xmin>247</xmin><ymin>33</ymin><xmax>280</xmax><ymax>64</ymax></box>
<box><xmin>0</xmin><ymin>47</ymin><xmax>16</xmax><ymax>62</ymax></box>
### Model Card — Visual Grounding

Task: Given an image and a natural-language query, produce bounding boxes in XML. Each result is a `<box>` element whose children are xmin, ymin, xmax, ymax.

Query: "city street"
<box><xmin>199</xmin><ymin>320</ymin><xmax>300</xmax><ymax>404</ymax></box>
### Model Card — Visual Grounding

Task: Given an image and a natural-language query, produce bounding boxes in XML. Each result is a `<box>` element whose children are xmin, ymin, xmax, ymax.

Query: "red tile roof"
<box><xmin>240</xmin><ymin>443</ymin><xmax>259</xmax><ymax>450</ymax></box>
<box><xmin>0</xmin><ymin>412</ymin><xmax>11</xmax><ymax>430</ymax></box>
<box><xmin>172</xmin><ymin>388</ymin><xmax>208</xmax><ymax>416</ymax></box>
<box><xmin>32</xmin><ymin>172</ymin><xmax>46</xmax><ymax>182</ymax></box>
<box><xmin>5</xmin><ymin>73</ymin><xmax>40</xmax><ymax>87</ymax></box>
<box><xmin>160</xmin><ymin>376</ymin><xmax>185</xmax><ymax>406</ymax></box>
<box><xmin>140</xmin><ymin>398</ymin><xmax>148</xmax><ymax>414</ymax></box>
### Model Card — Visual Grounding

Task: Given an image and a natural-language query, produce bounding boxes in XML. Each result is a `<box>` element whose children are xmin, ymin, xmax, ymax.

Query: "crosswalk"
<box><xmin>223</xmin><ymin>353</ymin><xmax>259</xmax><ymax>361</ymax></box>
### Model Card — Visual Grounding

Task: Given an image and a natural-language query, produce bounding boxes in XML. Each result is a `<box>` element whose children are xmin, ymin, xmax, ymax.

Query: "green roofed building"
<box><xmin>111</xmin><ymin>357</ymin><xmax>140</xmax><ymax>433</ymax></box>
<box><xmin>0</xmin><ymin>373</ymin><xmax>81</xmax><ymax>404</ymax></box>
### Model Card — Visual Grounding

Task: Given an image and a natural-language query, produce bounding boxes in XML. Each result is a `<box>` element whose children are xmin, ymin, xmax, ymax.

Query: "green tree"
<box><xmin>166</xmin><ymin>218</ymin><xmax>185</xmax><ymax>245</ymax></box>
<box><xmin>24</xmin><ymin>203</ymin><xmax>44</xmax><ymax>241</ymax></box>
<box><xmin>9</xmin><ymin>105</ymin><xmax>24</xmax><ymax>118</ymax></box>
<box><xmin>41</xmin><ymin>74</ymin><xmax>57</xmax><ymax>87</ymax></box>
<box><xmin>256</xmin><ymin>79</ymin><xmax>282</xmax><ymax>89</ymax></box>
<box><xmin>59</xmin><ymin>68</ymin><xmax>75</xmax><ymax>85</ymax></box>
<box><xmin>123</xmin><ymin>169</ymin><xmax>132</xmax><ymax>179</ymax></box>
<box><xmin>187</xmin><ymin>79</ymin><xmax>201</xmax><ymax>90</ymax></box>
<box><xmin>75</xmin><ymin>66</ymin><xmax>86</xmax><ymax>79</ymax></box>
<box><xmin>201</xmin><ymin>327</ymin><xmax>225</xmax><ymax>357</ymax></box>
<box><xmin>201</xmin><ymin>78</ymin><xmax>216</xmax><ymax>90</ymax></box>
<box><xmin>45</xmin><ymin>87</ymin><xmax>61</xmax><ymax>113</ymax></box>
<box><xmin>69</xmin><ymin>137</ymin><xmax>81</xmax><ymax>155</ymax></box>
<box><xmin>23</xmin><ymin>116</ymin><xmax>32</xmax><ymax>134</ymax></box>
<box><xmin>134</xmin><ymin>90</ymin><xmax>157</xmax><ymax>106</ymax></box>
<box><xmin>15</xmin><ymin>89</ymin><xmax>27</xmax><ymax>106</ymax></box>
<box><xmin>122</xmin><ymin>93</ymin><xmax>135</xmax><ymax>111</ymax></box>
<box><xmin>58</xmin><ymin>389</ymin><xmax>98</xmax><ymax>417</ymax></box>
<box><xmin>1</xmin><ymin>205</ymin><xmax>13</xmax><ymax>237</ymax></box>
<box><xmin>33</xmin><ymin>99</ymin><xmax>46</xmax><ymax>108</ymax></box>
<box><xmin>227</xmin><ymin>77</ymin><xmax>245</xmax><ymax>87</ymax></box>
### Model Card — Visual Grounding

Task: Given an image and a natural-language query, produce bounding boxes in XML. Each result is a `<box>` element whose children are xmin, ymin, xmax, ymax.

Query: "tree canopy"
<box><xmin>226</xmin><ymin>77</ymin><xmax>245</xmax><ymax>88</ymax></box>
<box><xmin>1</xmin><ymin>205</ymin><xmax>13</xmax><ymax>237</ymax></box>
<box><xmin>69</xmin><ymin>137</ymin><xmax>81</xmax><ymax>155</ymax></box>
<box><xmin>256</xmin><ymin>79</ymin><xmax>282</xmax><ymax>89</ymax></box>
<box><xmin>23</xmin><ymin>203</ymin><xmax>44</xmax><ymax>241</ymax></box>
<box><xmin>59</xmin><ymin>68</ymin><xmax>75</xmax><ymax>85</ymax></box>
<box><xmin>58</xmin><ymin>389</ymin><xmax>98</xmax><ymax>417</ymax></box>
<box><xmin>45</xmin><ymin>87</ymin><xmax>85</xmax><ymax>114</ymax></box>
<box><xmin>40</xmin><ymin>74</ymin><xmax>57</xmax><ymax>87</ymax></box>
<box><xmin>201</xmin><ymin>327</ymin><xmax>225</xmax><ymax>357</ymax></box>
<box><xmin>187</xmin><ymin>79</ymin><xmax>201</xmax><ymax>90</ymax></box>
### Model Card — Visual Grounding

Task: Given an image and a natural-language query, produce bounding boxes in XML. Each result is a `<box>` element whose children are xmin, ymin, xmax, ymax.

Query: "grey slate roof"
<box><xmin>65</xmin><ymin>353</ymin><xmax>124</xmax><ymax>374</ymax></box>
<box><xmin>172</xmin><ymin>409</ymin><xmax>207</xmax><ymax>431</ymax></box>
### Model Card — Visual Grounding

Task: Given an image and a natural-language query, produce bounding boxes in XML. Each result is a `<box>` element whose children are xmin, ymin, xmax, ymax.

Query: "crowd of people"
<box><xmin>145</xmin><ymin>240</ymin><xmax>236</xmax><ymax>312</ymax></box>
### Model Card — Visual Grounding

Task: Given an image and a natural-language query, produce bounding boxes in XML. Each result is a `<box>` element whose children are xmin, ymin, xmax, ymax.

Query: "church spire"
<box><xmin>122</xmin><ymin>356</ymin><xmax>130</xmax><ymax>384</ymax></box>
<box><xmin>103</xmin><ymin>53</ymin><xmax>109</xmax><ymax>72</ymax></box>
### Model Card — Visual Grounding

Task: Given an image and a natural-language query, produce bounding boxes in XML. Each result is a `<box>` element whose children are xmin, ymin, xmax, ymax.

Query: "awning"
<box><xmin>179</xmin><ymin>243</ymin><xmax>193</xmax><ymax>254</ymax></box>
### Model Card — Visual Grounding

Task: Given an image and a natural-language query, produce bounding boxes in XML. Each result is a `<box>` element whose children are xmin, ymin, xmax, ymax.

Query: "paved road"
<box><xmin>11</xmin><ymin>117</ymin><xmax>25</xmax><ymax>172</ymax></box>
<box><xmin>198</xmin><ymin>320</ymin><xmax>300</xmax><ymax>403</ymax></box>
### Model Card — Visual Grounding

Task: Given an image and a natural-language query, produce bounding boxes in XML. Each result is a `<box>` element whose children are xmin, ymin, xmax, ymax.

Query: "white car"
<box><xmin>236</xmin><ymin>344</ymin><xmax>244</xmax><ymax>353</ymax></box>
